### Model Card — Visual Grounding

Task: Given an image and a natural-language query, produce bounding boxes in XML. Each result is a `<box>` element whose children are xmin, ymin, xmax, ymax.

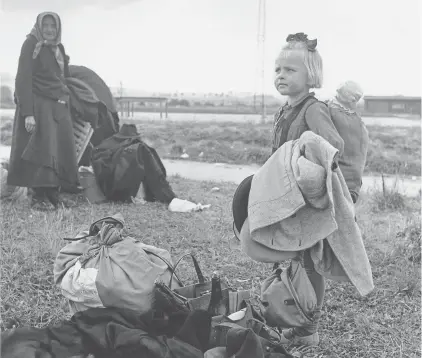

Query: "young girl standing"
<box><xmin>271</xmin><ymin>33</ymin><xmax>344</xmax><ymax>347</ymax></box>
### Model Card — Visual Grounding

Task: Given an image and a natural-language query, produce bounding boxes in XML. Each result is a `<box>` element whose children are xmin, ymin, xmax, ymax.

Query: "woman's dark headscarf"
<box><xmin>29</xmin><ymin>11</ymin><xmax>65</xmax><ymax>72</ymax></box>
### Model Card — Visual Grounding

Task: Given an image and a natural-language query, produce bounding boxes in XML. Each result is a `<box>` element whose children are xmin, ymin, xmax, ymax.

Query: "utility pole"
<box><xmin>118</xmin><ymin>81</ymin><xmax>124</xmax><ymax>98</ymax></box>
<box><xmin>117</xmin><ymin>81</ymin><xmax>127</xmax><ymax>117</ymax></box>
<box><xmin>255</xmin><ymin>0</ymin><xmax>266</xmax><ymax>123</ymax></box>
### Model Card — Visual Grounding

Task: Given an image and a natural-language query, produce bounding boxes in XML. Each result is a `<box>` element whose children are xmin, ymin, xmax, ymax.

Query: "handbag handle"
<box><xmin>169</xmin><ymin>253</ymin><xmax>205</xmax><ymax>288</ymax></box>
<box><xmin>144</xmin><ymin>249</ymin><xmax>184</xmax><ymax>288</ymax></box>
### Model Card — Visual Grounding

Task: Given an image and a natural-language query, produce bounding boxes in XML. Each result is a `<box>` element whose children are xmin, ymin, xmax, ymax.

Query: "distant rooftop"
<box><xmin>115</xmin><ymin>96</ymin><xmax>168</xmax><ymax>101</ymax></box>
<box><xmin>364</xmin><ymin>95</ymin><xmax>421</xmax><ymax>101</ymax></box>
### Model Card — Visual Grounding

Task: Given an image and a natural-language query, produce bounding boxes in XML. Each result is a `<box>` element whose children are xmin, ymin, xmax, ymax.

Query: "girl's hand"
<box><xmin>25</xmin><ymin>116</ymin><xmax>36</xmax><ymax>133</ymax></box>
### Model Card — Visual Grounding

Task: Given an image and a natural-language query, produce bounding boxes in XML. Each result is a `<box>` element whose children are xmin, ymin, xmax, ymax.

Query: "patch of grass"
<box><xmin>1</xmin><ymin>177</ymin><xmax>421</xmax><ymax>357</ymax></box>
<box><xmin>365</xmin><ymin>126</ymin><xmax>421</xmax><ymax>177</ymax></box>
<box><xmin>395</xmin><ymin>220</ymin><xmax>421</xmax><ymax>264</ymax></box>
<box><xmin>131</xmin><ymin>118</ymin><xmax>273</xmax><ymax>165</ymax></box>
<box><xmin>371</xmin><ymin>175</ymin><xmax>407</xmax><ymax>212</ymax></box>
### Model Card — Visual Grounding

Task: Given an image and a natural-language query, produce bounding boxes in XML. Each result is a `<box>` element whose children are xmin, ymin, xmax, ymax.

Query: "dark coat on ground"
<box><xmin>1</xmin><ymin>307</ymin><xmax>293</xmax><ymax>358</ymax></box>
<box><xmin>7</xmin><ymin>35</ymin><xmax>79</xmax><ymax>189</ymax></box>
<box><xmin>1</xmin><ymin>307</ymin><xmax>210</xmax><ymax>358</ymax></box>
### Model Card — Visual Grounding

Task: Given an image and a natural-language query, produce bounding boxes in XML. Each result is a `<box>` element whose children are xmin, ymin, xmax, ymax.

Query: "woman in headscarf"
<box><xmin>7</xmin><ymin>12</ymin><xmax>79</xmax><ymax>210</ymax></box>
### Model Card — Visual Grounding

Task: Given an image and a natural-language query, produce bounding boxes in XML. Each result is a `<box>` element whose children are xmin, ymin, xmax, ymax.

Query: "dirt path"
<box><xmin>161</xmin><ymin>159</ymin><xmax>421</xmax><ymax>197</ymax></box>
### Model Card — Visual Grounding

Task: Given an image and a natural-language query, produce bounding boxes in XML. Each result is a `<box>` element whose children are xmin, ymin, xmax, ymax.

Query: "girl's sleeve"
<box><xmin>305</xmin><ymin>102</ymin><xmax>344</xmax><ymax>157</ymax></box>
<box><xmin>15</xmin><ymin>38</ymin><xmax>35</xmax><ymax>118</ymax></box>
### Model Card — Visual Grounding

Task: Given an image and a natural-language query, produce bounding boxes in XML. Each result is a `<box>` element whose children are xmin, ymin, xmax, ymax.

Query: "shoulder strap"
<box><xmin>277</xmin><ymin>96</ymin><xmax>317</xmax><ymax>149</ymax></box>
<box><xmin>302</xmin><ymin>98</ymin><xmax>328</xmax><ymax>129</ymax></box>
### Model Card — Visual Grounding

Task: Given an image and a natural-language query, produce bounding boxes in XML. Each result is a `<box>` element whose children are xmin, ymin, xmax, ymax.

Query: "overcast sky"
<box><xmin>0</xmin><ymin>0</ymin><xmax>420</xmax><ymax>97</ymax></box>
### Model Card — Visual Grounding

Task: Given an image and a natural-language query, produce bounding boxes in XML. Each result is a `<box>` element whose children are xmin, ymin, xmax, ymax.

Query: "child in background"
<box><xmin>327</xmin><ymin>81</ymin><xmax>369</xmax><ymax>203</ymax></box>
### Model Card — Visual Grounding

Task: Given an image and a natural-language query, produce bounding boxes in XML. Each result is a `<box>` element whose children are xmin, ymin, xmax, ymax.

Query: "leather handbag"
<box><xmin>166</xmin><ymin>253</ymin><xmax>250</xmax><ymax>316</ymax></box>
<box><xmin>260</xmin><ymin>257</ymin><xmax>318</xmax><ymax>329</ymax></box>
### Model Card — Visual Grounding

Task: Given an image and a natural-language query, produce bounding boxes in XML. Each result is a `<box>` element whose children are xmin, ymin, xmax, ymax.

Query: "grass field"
<box><xmin>1</xmin><ymin>175</ymin><xmax>420</xmax><ymax>357</ymax></box>
<box><xmin>1</xmin><ymin>116</ymin><xmax>420</xmax><ymax>177</ymax></box>
<box><xmin>0</xmin><ymin>112</ymin><xmax>421</xmax><ymax>357</ymax></box>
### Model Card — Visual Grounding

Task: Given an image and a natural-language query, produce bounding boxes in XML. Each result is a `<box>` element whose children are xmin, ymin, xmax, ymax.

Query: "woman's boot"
<box><xmin>46</xmin><ymin>187</ymin><xmax>75</xmax><ymax>208</ymax></box>
<box><xmin>44</xmin><ymin>187</ymin><xmax>60</xmax><ymax>209</ymax></box>
<box><xmin>31</xmin><ymin>187</ymin><xmax>56</xmax><ymax>211</ymax></box>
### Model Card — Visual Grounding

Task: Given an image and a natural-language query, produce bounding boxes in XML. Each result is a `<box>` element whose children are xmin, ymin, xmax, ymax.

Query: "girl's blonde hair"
<box><xmin>277</xmin><ymin>41</ymin><xmax>323</xmax><ymax>89</ymax></box>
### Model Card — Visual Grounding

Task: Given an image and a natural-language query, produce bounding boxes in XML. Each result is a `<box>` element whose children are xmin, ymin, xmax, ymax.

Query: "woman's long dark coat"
<box><xmin>7</xmin><ymin>35</ymin><xmax>79</xmax><ymax>189</ymax></box>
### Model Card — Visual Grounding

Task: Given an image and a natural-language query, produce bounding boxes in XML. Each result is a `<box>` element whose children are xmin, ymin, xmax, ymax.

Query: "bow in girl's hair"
<box><xmin>286</xmin><ymin>32</ymin><xmax>317</xmax><ymax>52</ymax></box>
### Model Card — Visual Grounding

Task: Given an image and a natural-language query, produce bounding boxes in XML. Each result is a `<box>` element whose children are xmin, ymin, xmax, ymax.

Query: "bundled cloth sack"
<box><xmin>54</xmin><ymin>213</ymin><xmax>179</xmax><ymax>314</ymax></box>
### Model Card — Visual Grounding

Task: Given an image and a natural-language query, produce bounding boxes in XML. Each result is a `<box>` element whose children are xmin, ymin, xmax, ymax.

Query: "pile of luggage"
<box><xmin>1</xmin><ymin>213</ymin><xmax>307</xmax><ymax>357</ymax></box>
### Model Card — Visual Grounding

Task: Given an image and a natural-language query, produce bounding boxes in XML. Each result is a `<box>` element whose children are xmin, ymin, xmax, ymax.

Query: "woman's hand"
<box><xmin>25</xmin><ymin>116</ymin><xmax>36</xmax><ymax>133</ymax></box>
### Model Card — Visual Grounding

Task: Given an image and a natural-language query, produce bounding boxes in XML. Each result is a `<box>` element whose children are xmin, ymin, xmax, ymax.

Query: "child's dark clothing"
<box><xmin>272</xmin><ymin>92</ymin><xmax>344</xmax><ymax>156</ymax></box>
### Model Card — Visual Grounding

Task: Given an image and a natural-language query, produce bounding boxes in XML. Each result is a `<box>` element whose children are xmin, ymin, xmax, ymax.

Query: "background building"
<box><xmin>364</xmin><ymin>96</ymin><xmax>421</xmax><ymax>116</ymax></box>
